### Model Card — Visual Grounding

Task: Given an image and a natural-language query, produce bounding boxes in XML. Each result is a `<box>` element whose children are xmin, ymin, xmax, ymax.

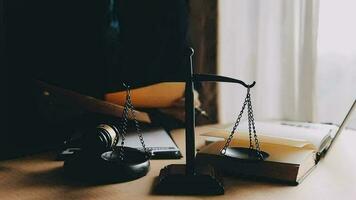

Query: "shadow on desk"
<box><xmin>21</xmin><ymin>166</ymin><xmax>148</xmax><ymax>188</ymax></box>
<box><xmin>2</xmin><ymin>166</ymin><xmax>83</xmax><ymax>188</ymax></box>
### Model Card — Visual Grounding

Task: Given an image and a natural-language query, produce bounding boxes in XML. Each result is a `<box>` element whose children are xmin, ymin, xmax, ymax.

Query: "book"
<box><xmin>196</xmin><ymin>100</ymin><xmax>356</xmax><ymax>184</ymax></box>
<box><xmin>201</xmin><ymin>121</ymin><xmax>339</xmax><ymax>158</ymax></box>
<box><xmin>117</xmin><ymin>126</ymin><xmax>182</xmax><ymax>159</ymax></box>
<box><xmin>196</xmin><ymin>138</ymin><xmax>316</xmax><ymax>185</ymax></box>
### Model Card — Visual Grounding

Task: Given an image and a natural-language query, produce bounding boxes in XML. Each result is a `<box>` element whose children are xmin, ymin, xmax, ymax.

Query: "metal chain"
<box><xmin>220</xmin><ymin>89</ymin><xmax>249</xmax><ymax>155</ymax></box>
<box><xmin>220</xmin><ymin>88</ymin><xmax>264</xmax><ymax>160</ymax></box>
<box><xmin>116</xmin><ymin>83</ymin><xmax>131</xmax><ymax>160</ymax></box>
<box><xmin>112</xmin><ymin>123</ymin><xmax>120</xmax><ymax>147</ymax></box>
<box><xmin>246</xmin><ymin>90</ymin><xmax>254</xmax><ymax>150</ymax></box>
<box><xmin>125</xmin><ymin>89</ymin><xmax>149</xmax><ymax>157</ymax></box>
<box><xmin>247</xmin><ymin>93</ymin><xmax>263</xmax><ymax>159</ymax></box>
<box><xmin>116</xmin><ymin>83</ymin><xmax>149</xmax><ymax>160</ymax></box>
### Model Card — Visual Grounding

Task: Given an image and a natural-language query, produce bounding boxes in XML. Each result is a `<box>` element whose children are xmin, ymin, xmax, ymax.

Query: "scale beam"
<box><xmin>193</xmin><ymin>74</ymin><xmax>255</xmax><ymax>88</ymax></box>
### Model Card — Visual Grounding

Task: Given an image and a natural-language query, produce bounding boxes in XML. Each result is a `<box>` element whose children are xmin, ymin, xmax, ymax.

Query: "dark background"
<box><xmin>2</xmin><ymin>0</ymin><xmax>218</xmax><ymax>159</ymax></box>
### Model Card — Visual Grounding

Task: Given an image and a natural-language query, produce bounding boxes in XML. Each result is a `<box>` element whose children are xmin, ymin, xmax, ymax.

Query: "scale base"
<box><xmin>154</xmin><ymin>164</ymin><xmax>224</xmax><ymax>195</ymax></box>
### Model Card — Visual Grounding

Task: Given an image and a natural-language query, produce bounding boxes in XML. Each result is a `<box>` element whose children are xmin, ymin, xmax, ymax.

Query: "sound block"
<box><xmin>154</xmin><ymin>164</ymin><xmax>224</xmax><ymax>195</ymax></box>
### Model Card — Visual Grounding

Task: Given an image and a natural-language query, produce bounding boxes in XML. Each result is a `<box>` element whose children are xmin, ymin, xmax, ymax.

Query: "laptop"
<box><xmin>326</xmin><ymin>99</ymin><xmax>356</xmax><ymax>153</ymax></box>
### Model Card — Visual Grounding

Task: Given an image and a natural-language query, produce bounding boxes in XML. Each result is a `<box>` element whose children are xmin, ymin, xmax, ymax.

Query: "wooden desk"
<box><xmin>1</xmin><ymin>126</ymin><xmax>356</xmax><ymax>200</ymax></box>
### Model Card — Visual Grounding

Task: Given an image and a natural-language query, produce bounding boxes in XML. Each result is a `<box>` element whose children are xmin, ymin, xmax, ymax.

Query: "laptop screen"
<box><xmin>328</xmin><ymin>100</ymin><xmax>356</xmax><ymax>151</ymax></box>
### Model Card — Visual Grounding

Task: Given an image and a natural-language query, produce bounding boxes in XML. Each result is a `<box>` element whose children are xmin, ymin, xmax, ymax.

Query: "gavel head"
<box><xmin>82</xmin><ymin>124</ymin><xmax>120</xmax><ymax>155</ymax></box>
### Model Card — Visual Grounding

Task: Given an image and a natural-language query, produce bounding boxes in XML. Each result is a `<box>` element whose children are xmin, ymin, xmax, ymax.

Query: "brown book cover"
<box><xmin>196</xmin><ymin>139</ymin><xmax>317</xmax><ymax>185</ymax></box>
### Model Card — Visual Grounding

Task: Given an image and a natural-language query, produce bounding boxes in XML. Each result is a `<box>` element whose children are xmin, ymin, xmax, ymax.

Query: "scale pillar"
<box><xmin>154</xmin><ymin>48</ymin><xmax>224</xmax><ymax>195</ymax></box>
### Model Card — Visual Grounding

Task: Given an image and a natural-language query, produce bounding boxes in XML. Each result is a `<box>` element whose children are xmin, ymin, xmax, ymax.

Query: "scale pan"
<box><xmin>224</xmin><ymin>147</ymin><xmax>269</xmax><ymax>161</ymax></box>
<box><xmin>64</xmin><ymin>146</ymin><xmax>150</xmax><ymax>183</ymax></box>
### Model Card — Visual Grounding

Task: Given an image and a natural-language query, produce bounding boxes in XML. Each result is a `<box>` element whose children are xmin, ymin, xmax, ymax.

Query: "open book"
<box><xmin>197</xmin><ymin>100</ymin><xmax>355</xmax><ymax>184</ymax></box>
<box><xmin>202</xmin><ymin>121</ymin><xmax>339</xmax><ymax>157</ymax></box>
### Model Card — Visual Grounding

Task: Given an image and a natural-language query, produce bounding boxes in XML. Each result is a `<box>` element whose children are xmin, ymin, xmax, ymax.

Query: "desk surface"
<box><xmin>1</xmin><ymin>125</ymin><xmax>356</xmax><ymax>200</ymax></box>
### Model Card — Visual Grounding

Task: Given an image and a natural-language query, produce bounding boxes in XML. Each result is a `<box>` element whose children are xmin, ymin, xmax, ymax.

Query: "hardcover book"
<box><xmin>197</xmin><ymin>101</ymin><xmax>355</xmax><ymax>184</ymax></box>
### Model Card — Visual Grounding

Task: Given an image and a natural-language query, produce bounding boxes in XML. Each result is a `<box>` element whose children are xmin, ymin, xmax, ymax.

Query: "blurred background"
<box><xmin>190</xmin><ymin>0</ymin><xmax>355</xmax><ymax>129</ymax></box>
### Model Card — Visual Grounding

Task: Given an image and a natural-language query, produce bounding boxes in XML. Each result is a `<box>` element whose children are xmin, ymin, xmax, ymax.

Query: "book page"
<box><xmin>118</xmin><ymin>128</ymin><xmax>179</xmax><ymax>152</ymax></box>
<box><xmin>202</xmin><ymin>129</ymin><xmax>315</xmax><ymax>149</ymax></box>
<box><xmin>277</xmin><ymin>121</ymin><xmax>339</xmax><ymax>138</ymax></box>
<box><xmin>201</xmin><ymin>121</ymin><xmax>338</xmax><ymax>151</ymax></box>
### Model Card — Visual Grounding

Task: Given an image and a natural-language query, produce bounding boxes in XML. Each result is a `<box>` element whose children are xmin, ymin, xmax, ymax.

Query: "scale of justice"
<box><xmin>153</xmin><ymin>48</ymin><xmax>269</xmax><ymax>195</ymax></box>
<box><xmin>65</xmin><ymin>47</ymin><xmax>269</xmax><ymax>195</ymax></box>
